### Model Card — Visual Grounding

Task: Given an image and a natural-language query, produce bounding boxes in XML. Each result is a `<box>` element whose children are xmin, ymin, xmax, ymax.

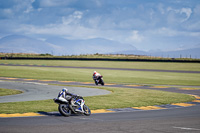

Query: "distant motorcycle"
<box><xmin>94</xmin><ymin>76</ymin><xmax>104</xmax><ymax>86</ymax></box>
<box><xmin>54</xmin><ymin>95</ymin><xmax>91</xmax><ymax>117</ymax></box>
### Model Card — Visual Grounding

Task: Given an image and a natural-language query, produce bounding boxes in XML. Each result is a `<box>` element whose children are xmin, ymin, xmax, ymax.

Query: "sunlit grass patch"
<box><xmin>0</xmin><ymin>86</ymin><xmax>195</xmax><ymax>114</ymax></box>
<box><xmin>0</xmin><ymin>88</ymin><xmax>23</xmax><ymax>96</ymax></box>
<box><xmin>0</xmin><ymin>66</ymin><xmax>200</xmax><ymax>86</ymax></box>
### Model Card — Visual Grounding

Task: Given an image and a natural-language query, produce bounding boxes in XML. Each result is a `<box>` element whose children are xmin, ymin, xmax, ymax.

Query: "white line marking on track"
<box><xmin>26</xmin><ymin>82</ymin><xmax>48</xmax><ymax>85</ymax></box>
<box><xmin>173</xmin><ymin>126</ymin><xmax>200</xmax><ymax>131</ymax></box>
<box><xmin>75</xmin><ymin>117</ymin><xmax>104</xmax><ymax>122</ymax></box>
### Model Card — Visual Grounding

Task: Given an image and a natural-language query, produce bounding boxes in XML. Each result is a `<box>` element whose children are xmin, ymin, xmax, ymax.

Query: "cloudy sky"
<box><xmin>0</xmin><ymin>0</ymin><xmax>200</xmax><ymax>52</ymax></box>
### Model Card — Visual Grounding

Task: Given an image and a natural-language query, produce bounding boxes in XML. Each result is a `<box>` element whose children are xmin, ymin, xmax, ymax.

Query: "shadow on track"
<box><xmin>37</xmin><ymin>111</ymin><xmax>85</xmax><ymax>117</ymax></box>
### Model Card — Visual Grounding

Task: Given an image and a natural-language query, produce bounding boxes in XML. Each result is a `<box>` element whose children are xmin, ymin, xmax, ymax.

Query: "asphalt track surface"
<box><xmin>0</xmin><ymin>67</ymin><xmax>200</xmax><ymax>132</ymax></box>
<box><xmin>0</xmin><ymin>105</ymin><xmax>200</xmax><ymax>133</ymax></box>
<box><xmin>0</xmin><ymin>81</ymin><xmax>110</xmax><ymax>103</ymax></box>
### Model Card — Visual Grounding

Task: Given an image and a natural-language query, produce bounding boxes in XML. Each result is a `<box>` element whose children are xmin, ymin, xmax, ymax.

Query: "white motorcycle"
<box><xmin>54</xmin><ymin>95</ymin><xmax>91</xmax><ymax>117</ymax></box>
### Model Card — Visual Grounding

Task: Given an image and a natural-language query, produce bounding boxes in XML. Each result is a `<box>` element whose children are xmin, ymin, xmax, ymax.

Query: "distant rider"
<box><xmin>93</xmin><ymin>71</ymin><xmax>102</xmax><ymax>83</ymax></box>
<box><xmin>57</xmin><ymin>88</ymin><xmax>83</xmax><ymax>112</ymax></box>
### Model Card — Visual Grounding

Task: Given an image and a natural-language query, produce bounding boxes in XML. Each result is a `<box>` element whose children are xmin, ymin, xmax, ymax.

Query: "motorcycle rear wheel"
<box><xmin>58</xmin><ymin>104</ymin><xmax>71</xmax><ymax>117</ymax></box>
<box><xmin>83</xmin><ymin>105</ymin><xmax>91</xmax><ymax>116</ymax></box>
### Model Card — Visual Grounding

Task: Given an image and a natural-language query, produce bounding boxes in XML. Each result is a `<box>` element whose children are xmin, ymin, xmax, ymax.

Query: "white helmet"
<box><xmin>62</xmin><ymin>88</ymin><xmax>68</xmax><ymax>92</ymax></box>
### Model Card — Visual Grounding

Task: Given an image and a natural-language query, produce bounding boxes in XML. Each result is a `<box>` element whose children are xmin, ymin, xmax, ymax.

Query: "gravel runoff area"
<box><xmin>0</xmin><ymin>80</ymin><xmax>110</xmax><ymax>103</ymax></box>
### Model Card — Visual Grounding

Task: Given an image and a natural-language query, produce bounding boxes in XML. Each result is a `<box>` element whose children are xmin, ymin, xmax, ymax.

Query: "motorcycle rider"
<box><xmin>93</xmin><ymin>71</ymin><xmax>102</xmax><ymax>84</ymax></box>
<box><xmin>57</xmin><ymin>88</ymin><xmax>83</xmax><ymax>112</ymax></box>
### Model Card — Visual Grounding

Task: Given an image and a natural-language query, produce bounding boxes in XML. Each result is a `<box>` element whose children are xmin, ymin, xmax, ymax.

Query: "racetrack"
<box><xmin>1</xmin><ymin>105</ymin><xmax>200</xmax><ymax>133</ymax></box>
<box><xmin>0</xmin><ymin>80</ymin><xmax>110</xmax><ymax>103</ymax></box>
<box><xmin>0</xmin><ymin>78</ymin><xmax>200</xmax><ymax>133</ymax></box>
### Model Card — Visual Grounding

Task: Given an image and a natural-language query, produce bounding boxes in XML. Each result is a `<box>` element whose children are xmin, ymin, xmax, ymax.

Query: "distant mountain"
<box><xmin>45</xmin><ymin>37</ymin><xmax>137</xmax><ymax>55</ymax></box>
<box><xmin>0</xmin><ymin>35</ymin><xmax>199</xmax><ymax>58</ymax></box>
<box><xmin>109</xmin><ymin>46</ymin><xmax>200</xmax><ymax>58</ymax></box>
<box><xmin>0</xmin><ymin>35</ymin><xmax>56</xmax><ymax>54</ymax></box>
<box><xmin>149</xmin><ymin>47</ymin><xmax>200</xmax><ymax>58</ymax></box>
<box><xmin>0</xmin><ymin>35</ymin><xmax>137</xmax><ymax>55</ymax></box>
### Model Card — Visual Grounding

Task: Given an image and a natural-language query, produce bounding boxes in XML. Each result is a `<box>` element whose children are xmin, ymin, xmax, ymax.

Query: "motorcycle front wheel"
<box><xmin>58</xmin><ymin>104</ymin><xmax>71</xmax><ymax>117</ymax></box>
<box><xmin>83</xmin><ymin>105</ymin><xmax>91</xmax><ymax>116</ymax></box>
<box><xmin>95</xmin><ymin>80</ymin><xmax>98</xmax><ymax>85</ymax></box>
<box><xmin>100</xmin><ymin>79</ymin><xmax>104</xmax><ymax>86</ymax></box>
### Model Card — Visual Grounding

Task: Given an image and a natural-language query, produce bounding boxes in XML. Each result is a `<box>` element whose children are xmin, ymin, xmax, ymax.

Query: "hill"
<box><xmin>0</xmin><ymin>35</ymin><xmax>137</xmax><ymax>55</ymax></box>
<box><xmin>0</xmin><ymin>35</ymin><xmax>199</xmax><ymax>58</ymax></box>
<box><xmin>0</xmin><ymin>35</ymin><xmax>57</xmax><ymax>54</ymax></box>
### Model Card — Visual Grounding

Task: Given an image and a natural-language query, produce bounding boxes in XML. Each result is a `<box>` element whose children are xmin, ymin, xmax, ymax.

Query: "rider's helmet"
<box><xmin>62</xmin><ymin>88</ymin><xmax>68</xmax><ymax>93</ymax></box>
<box><xmin>94</xmin><ymin>71</ymin><xmax>96</xmax><ymax>74</ymax></box>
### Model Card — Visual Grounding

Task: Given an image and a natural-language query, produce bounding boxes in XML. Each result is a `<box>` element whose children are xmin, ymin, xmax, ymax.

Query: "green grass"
<box><xmin>1</xmin><ymin>60</ymin><xmax>200</xmax><ymax>71</ymax></box>
<box><xmin>0</xmin><ymin>60</ymin><xmax>199</xmax><ymax>114</ymax></box>
<box><xmin>0</xmin><ymin>86</ymin><xmax>195</xmax><ymax>114</ymax></box>
<box><xmin>85</xmin><ymin>87</ymin><xmax>195</xmax><ymax>109</ymax></box>
<box><xmin>0</xmin><ymin>66</ymin><xmax>199</xmax><ymax>86</ymax></box>
<box><xmin>0</xmin><ymin>88</ymin><xmax>23</xmax><ymax>96</ymax></box>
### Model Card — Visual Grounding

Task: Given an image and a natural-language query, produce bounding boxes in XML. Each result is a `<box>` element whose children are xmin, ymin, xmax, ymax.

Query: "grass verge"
<box><xmin>0</xmin><ymin>86</ymin><xmax>195</xmax><ymax>114</ymax></box>
<box><xmin>0</xmin><ymin>60</ymin><xmax>200</xmax><ymax>71</ymax></box>
<box><xmin>0</xmin><ymin>88</ymin><xmax>23</xmax><ymax>96</ymax></box>
<box><xmin>0</xmin><ymin>66</ymin><xmax>200</xmax><ymax>86</ymax></box>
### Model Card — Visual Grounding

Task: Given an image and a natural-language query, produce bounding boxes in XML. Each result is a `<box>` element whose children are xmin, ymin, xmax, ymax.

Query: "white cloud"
<box><xmin>156</xmin><ymin>27</ymin><xmax>178</xmax><ymax>36</ymax></box>
<box><xmin>167</xmin><ymin>7</ymin><xmax>192</xmax><ymax>22</ymax></box>
<box><xmin>126</xmin><ymin>30</ymin><xmax>144</xmax><ymax>43</ymax></box>
<box><xmin>180</xmin><ymin>8</ymin><xmax>192</xmax><ymax>22</ymax></box>
<box><xmin>62</xmin><ymin>11</ymin><xmax>83</xmax><ymax>25</ymax></box>
<box><xmin>72</xmin><ymin>11</ymin><xmax>83</xmax><ymax>19</ymax></box>
<box><xmin>15</xmin><ymin>22</ymin><xmax>99</xmax><ymax>40</ymax></box>
<box><xmin>24</xmin><ymin>4</ymin><xmax>34</xmax><ymax>13</ymax></box>
<box><xmin>149</xmin><ymin>27</ymin><xmax>200</xmax><ymax>37</ymax></box>
<box><xmin>1</xmin><ymin>0</ymin><xmax>200</xmax><ymax>52</ymax></box>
